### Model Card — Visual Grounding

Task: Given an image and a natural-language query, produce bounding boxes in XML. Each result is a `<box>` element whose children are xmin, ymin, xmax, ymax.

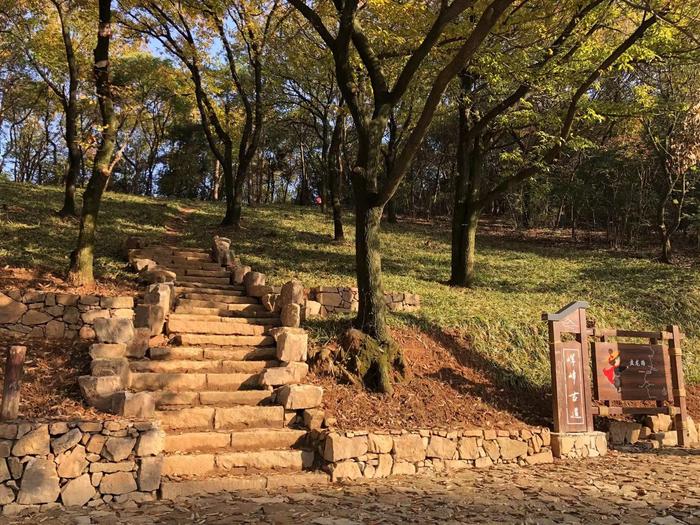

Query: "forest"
<box><xmin>1</xmin><ymin>0</ymin><xmax>700</xmax><ymax>390</ymax></box>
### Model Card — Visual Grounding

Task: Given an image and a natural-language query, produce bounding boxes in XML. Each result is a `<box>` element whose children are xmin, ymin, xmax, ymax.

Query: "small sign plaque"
<box><xmin>592</xmin><ymin>342</ymin><xmax>672</xmax><ymax>401</ymax></box>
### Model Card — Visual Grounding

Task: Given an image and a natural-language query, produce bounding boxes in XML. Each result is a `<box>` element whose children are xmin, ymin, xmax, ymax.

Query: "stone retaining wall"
<box><xmin>0</xmin><ymin>420</ymin><xmax>163</xmax><ymax>515</ymax></box>
<box><xmin>551</xmin><ymin>431</ymin><xmax>607</xmax><ymax>458</ymax></box>
<box><xmin>319</xmin><ymin>427</ymin><xmax>556</xmax><ymax>482</ymax></box>
<box><xmin>309</xmin><ymin>287</ymin><xmax>420</xmax><ymax>316</ymax></box>
<box><xmin>0</xmin><ymin>291</ymin><xmax>135</xmax><ymax>340</ymax></box>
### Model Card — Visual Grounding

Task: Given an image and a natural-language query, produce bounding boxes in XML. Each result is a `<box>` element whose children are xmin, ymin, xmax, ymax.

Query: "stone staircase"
<box><xmin>124</xmin><ymin>245</ymin><xmax>327</xmax><ymax>497</ymax></box>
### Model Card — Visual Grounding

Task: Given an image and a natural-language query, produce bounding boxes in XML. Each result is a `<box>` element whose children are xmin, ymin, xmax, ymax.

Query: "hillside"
<box><xmin>1</xmin><ymin>181</ymin><xmax>699</xmax><ymax>412</ymax></box>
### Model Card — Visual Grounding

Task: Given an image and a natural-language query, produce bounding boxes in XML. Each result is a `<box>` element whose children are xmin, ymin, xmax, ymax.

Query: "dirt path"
<box><xmin>4</xmin><ymin>450</ymin><xmax>699</xmax><ymax>524</ymax></box>
<box><xmin>164</xmin><ymin>206</ymin><xmax>197</xmax><ymax>246</ymax></box>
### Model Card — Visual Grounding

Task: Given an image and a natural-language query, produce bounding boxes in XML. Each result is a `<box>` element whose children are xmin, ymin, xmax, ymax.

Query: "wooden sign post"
<box><xmin>545</xmin><ymin>302</ymin><xmax>689</xmax><ymax>448</ymax></box>
<box><xmin>1</xmin><ymin>345</ymin><xmax>26</xmax><ymax>421</ymax></box>
<box><xmin>543</xmin><ymin>301</ymin><xmax>594</xmax><ymax>434</ymax></box>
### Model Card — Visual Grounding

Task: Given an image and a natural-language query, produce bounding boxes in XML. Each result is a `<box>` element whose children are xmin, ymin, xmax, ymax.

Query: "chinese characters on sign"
<box><xmin>563</xmin><ymin>348</ymin><xmax>585</xmax><ymax>425</ymax></box>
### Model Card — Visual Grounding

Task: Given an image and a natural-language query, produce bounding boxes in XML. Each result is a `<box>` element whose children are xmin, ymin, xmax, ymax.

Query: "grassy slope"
<box><xmin>0</xmin><ymin>181</ymin><xmax>207</xmax><ymax>286</ymax></box>
<box><xmin>2</xmin><ymin>181</ymin><xmax>698</xmax><ymax>390</ymax></box>
<box><xmin>208</xmin><ymin>204</ymin><xmax>700</xmax><ymax>390</ymax></box>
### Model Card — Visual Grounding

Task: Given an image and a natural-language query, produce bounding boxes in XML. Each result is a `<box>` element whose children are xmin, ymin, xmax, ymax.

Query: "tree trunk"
<box><xmin>212</xmin><ymin>159</ymin><xmax>221</xmax><ymax>200</ymax></box>
<box><xmin>660</xmin><ymin>227</ymin><xmax>672</xmax><ymax>263</ymax></box>
<box><xmin>354</xmin><ymin>201</ymin><xmax>388</xmax><ymax>343</ymax></box>
<box><xmin>67</xmin><ymin>0</ymin><xmax>116</xmax><ymax>286</ymax></box>
<box><xmin>59</xmin><ymin>111</ymin><xmax>81</xmax><ymax>217</ymax></box>
<box><xmin>297</xmin><ymin>140</ymin><xmax>308</xmax><ymax>205</ymax></box>
<box><xmin>657</xmin><ymin>185</ymin><xmax>673</xmax><ymax>263</ymax></box>
<box><xmin>386</xmin><ymin>199</ymin><xmax>398</xmax><ymax>224</ymax></box>
<box><xmin>56</xmin><ymin>0</ymin><xmax>80</xmax><ymax>218</ymax></box>
<box><xmin>352</xmin><ymin>194</ymin><xmax>398</xmax><ymax>393</ymax></box>
<box><xmin>328</xmin><ymin>113</ymin><xmax>345</xmax><ymax>241</ymax></box>
<box><xmin>347</xmin><ymin>133</ymin><xmax>402</xmax><ymax>394</ymax></box>
<box><xmin>220</xmin><ymin>145</ymin><xmax>239</xmax><ymax>227</ymax></box>
<box><xmin>450</xmin><ymin>72</ymin><xmax>482</xmax><ymax>287</ymax></box>
<box><xmin>451</xmin><ymin>202</ymin><xmax>479</xmax><ymax>287</ymax></box>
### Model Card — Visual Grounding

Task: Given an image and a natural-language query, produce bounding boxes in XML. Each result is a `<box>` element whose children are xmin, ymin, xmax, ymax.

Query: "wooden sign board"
<box><xmin>544</xmin><ymin>301</ymin><xmax>594</xmax><ymax>433</ymax></box>
<box><xmin>553</xmin><ymin>342</ymin><xmax>589</xmax><ymax>431</ymax></box>
<box><xmin>592</xmin><ymin>342</ymin><xmax>672</xmax><ymax>401</ymax></box>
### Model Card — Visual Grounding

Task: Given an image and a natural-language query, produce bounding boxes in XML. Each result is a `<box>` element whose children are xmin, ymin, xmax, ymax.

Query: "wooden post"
<box><xmin>577</xmin><ymin>306</ymin><xmax>594</xmax><ymax>432</ymax></box>
<box><xmin>667</xmin><ymin>325</ymin><xmax>687</xmax><ymax>447</ymax></box>
<box><xmin>1</xmin><ymin>346</ymin><xmax>26</xmax><ymax>421</ymax></box>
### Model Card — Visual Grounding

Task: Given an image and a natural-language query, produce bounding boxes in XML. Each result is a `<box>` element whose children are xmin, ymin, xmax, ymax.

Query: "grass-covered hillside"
<box><xmin>2</xmin><ymin>181</ymin><xmax>699</xmax><ymax>390</ymax></box>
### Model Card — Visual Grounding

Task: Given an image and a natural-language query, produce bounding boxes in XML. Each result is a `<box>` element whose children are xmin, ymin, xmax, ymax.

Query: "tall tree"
<box><xmin>640</xmin><ymin>58</ymin><xmax>700</xmax><ymax>262</ymax></box>
<box><xmin>67</xmin><ymin>0</ymin><xmax>117</xmax><ymax>285</ymax></box>
<box><xmin>0</xmin><ymin>0</ymin><xmax>90</xmax><ymax>216</ymax></box>
<box><xmin>290</xmin><ymin>0</ymin><xmax>518</xmax><ymax>392</ymax></box>
<box><xmin>449</xmin><ymin>1</ymin><xmax>661</xmax><ymax>286</ymax></box>
<box><xmin>52</xmin><ymin>0</ymin><xmax>82</xmax><ymax>216</ymax></box>
<box><xmin>122</xmin><ymin>0</ymin><xmax>279</xmax><ymax>227</ymax></box>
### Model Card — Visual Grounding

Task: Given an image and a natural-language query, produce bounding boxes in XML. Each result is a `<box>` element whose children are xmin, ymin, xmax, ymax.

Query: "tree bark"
<box><xmin>55</xmin><ymin>0</ymin><xmax>80</xmax><ymax>217</ymax></box>
<box><xmin>658</xmin><ymin>202</ymin><xmax>672</xmax><ymax>263</ymax></box>
<box><xmin>212</xmin><ymin>159</ymin><xmax>221</xmax><ymax>200</ymax></box>
<box><xmin>220</xmin><ymin>144</ymin><xmax>238</xmax><ymax>226</ymax></box>
<box><xmin>297</xmin><ymin>140</ymin><xmax>309</xmax><ymax>205</ymax></box>
<box><xmin>451</xmin><ymin>71</ymin><xmax>482</xmax><ymax>287</ymax></box>
<box><xmin>1</xmin><ymin>346</ymin><xmax>26</xmax><ymax>421</ymax></box>
<box><xmin>67</xmin><ymin>0</ymin><xmax>116</xmax><ymax>286</ymax></box>
<box><xmin>328</xmin><ymin>112</ymin><xmax>345</xmax><ymax>241</ymax></box>
<box><xmin>352</xmin><ymin>154</ymin><xmax>389</xmax><ymax>343</ymax></box>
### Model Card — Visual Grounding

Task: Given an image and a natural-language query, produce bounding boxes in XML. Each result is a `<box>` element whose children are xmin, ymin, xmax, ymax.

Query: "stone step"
<box><xmin>177</xmin><ymin>300</ymin><xmax>266</xmax><ymax>313</ymax></box>
<box><xmin>160</xmin><ymin>472</ymin><xmax>330</xmax><ymax>500</ymax></box>
<box><xmin>155</xmin><ymin>405</ymin><xmax>285</xmax><ymax>431</ymax></box>
<box><xmin>161</xmin><ymin>449</ymin><xmax>314</xmax><ymax>478</ymax></box>
<box><xmin>152</xmin><ymin>390</ymin><xmax>272</xmax><ymax>408</ymax></box>
<box><xmin>163</xmin><ymin>429</ymin><xmax>308</xmax><ymax>454</ymax></box>
<box><xmin>172</xmin><ymin>250</ymin><xmax>211</xmax><ymax>259</ymax></box>
<box><xmin>168</xmin><ymin>314</ymin><xmax>280</xmax><ymax>326</ymax></box>
<box><xmin>152</xmin><ymin>259</ymin><xmax>223</xmax><ymax>271</ymax></box>
<box><xmin>176</xmin><ymin>275</ymin><xmax>231</xmax><ymax>285</ymax></box>
<box><xmin>169</xmin><ymin>268</ymin><xmax>230</xmax><ymax>278</ymax></box>
<box><xmin>175</xmin><ymin>282</ymin><xmax>245</xmax><ymax>292</ymax></box>
<box><xmin>173</xmin><ymin>334</ymin><xmax>275</xmax><ymax>347</ymax></box>
<box><xmin>178</xmin><ymin>298</ymin><xmax>261</xmax><ymax>310</ymax></box>
<box><xmin>130</xmin><ymin>359</ymin><xmax>278</xmax><ymax>374</ymax></box>
<box><xmin>173</xmin><ymin>306</ymin><xmax>278</xmax><ymax>319</ymax></box>
<box><xmin>175</xmin><ymin>287</ymin><xmax>244</xmax><ymax>297</ymax></box>
<box><xmin>180</xmin><ymin>294</ymin><xmax>259</xmax><ymax>305</ymax></box>
<box><xmin>167</xmin><ymin>319</ymin><xmax>269</xmax><ymax>336</ymax></box>
<box><xmin>130</xmin><ymin>372</ymin><xmax>260</xmax><ymax>392</ymax></box>
<box><xmin>150</xmin><ymin>346</ymin><xmax>277</xmax><ymax>361</ymax></box>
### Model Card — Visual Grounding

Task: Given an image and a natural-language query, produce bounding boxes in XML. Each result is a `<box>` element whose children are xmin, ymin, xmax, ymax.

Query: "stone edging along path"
<box><xmin>0</xmin><ymin>235</ymin><xmax>610</xmax><ymax>515</ymax></box>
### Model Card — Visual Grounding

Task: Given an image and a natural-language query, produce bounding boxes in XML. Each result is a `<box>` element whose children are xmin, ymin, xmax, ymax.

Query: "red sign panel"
<box><xmin>592</xmin><ymin>342</ymin><xmax>672</xmax><ymax>401</ymax></box>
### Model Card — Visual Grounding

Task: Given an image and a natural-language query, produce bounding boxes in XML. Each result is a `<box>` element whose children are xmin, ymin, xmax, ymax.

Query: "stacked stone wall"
<box><xmin>0</xmin><ymin>291</ymin><xmax>134</xmax><ymax>340</ymax></box>
<box><xmin>0</xmin><ymin>420</ymin><xmax>163</xmax><ymax>515</ymax></box>
<box><xmin>309</xmin><ymin>287</ymin><xmax>420</xmax><ymax>316</ymax></box>
<box><xmin>319</xmin><ymin>427</ymin><xmax>559</xmax><ymax>482</ymax></box>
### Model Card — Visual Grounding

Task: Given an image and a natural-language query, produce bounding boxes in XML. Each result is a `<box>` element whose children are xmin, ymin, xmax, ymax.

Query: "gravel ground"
<box><xmin>2</xmin><ymin>449</ymin><xmax>699</xmax><ymax>524</ymax></box>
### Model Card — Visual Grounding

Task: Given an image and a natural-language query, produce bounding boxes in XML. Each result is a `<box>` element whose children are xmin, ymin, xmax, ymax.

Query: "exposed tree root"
<box><xmin>339</xmin><ymin>328</ymin><xmax>405</xmax><ymax>394</ymax></box>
